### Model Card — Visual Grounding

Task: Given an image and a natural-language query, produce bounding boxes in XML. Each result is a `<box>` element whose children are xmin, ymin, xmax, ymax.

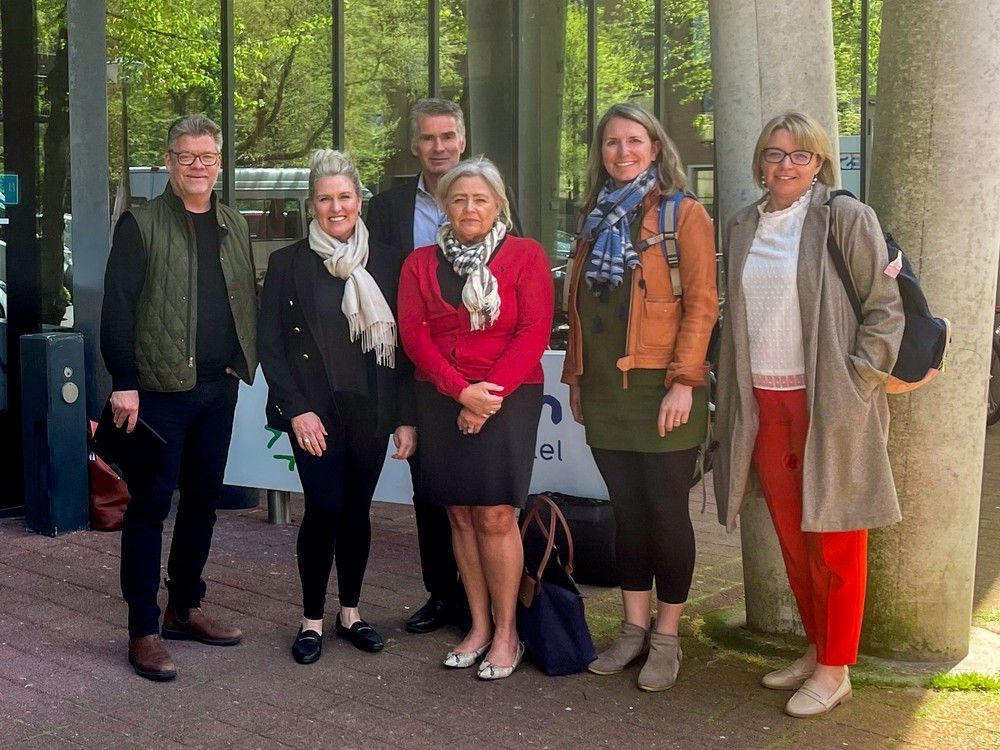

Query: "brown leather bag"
<box><xmin>87</xmin><ymin>420</ymin><xmax>130</xmax><ymax>531</ymax></box>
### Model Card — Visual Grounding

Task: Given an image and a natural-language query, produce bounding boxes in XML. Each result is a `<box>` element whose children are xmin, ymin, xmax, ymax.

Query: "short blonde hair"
<box><xmin>752</xmin><ymin>112</ymin><xmax>837</xmax><ymax>187</ymax></box>
<box><xmin>583</xmin><ymin>103</ymin><xmax>688</xmax><ymax>211</ymax></box>
<box><xmin>436</xmin><ymin>155</ymin><xmax>512</xmax><ymax>229</ymax></box>
<box><xmin>308</xmin><ymin>149</ymin><xmax>362</xmax><ymax>199</ymax></box>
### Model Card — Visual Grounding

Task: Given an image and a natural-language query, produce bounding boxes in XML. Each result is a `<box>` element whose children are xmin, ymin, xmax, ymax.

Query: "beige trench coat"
<box><xmin>713</xmin><ymin>183</ymin><xmax>905</xmax><ymax>532</ymax></box>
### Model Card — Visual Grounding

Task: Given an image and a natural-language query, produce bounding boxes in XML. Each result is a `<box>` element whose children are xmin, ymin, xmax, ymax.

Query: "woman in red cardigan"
<box><xmin>398</xmin><ymin>156</ymin><xmax>554</xmax><ymax>681</ymax></box>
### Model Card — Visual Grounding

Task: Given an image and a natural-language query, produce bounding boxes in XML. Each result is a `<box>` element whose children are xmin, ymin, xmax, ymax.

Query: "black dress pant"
<box><xmin>120</xmin><ymin>378</ymin><xmax>239</xmax><ymax>638</ymax></box>
<box><xmin>294</xmin><ymin>394</ymin><xmax>386</xmax><ymax>619</ymax></box>
<box><xmin>407</xmin><ymin>449</ymin><xmax>462</xmax><ymax>601</ymax></box>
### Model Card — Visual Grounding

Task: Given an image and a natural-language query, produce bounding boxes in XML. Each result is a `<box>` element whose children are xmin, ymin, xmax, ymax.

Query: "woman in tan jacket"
<box><xmin>713</xmin><ymin>112</ymin><xmax>904</xmax><ymax>718</ymax></box>
<box><xmin>562</xmin><ymin>103</ymin><xmax>718</xmax><ymax>692</ymax></box>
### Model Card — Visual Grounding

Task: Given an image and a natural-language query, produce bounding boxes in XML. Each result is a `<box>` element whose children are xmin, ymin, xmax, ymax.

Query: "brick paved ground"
<box><xmin>2</xmin><ymin>433</ymin><xmax>999</xmax><ymax>749</ymax></box>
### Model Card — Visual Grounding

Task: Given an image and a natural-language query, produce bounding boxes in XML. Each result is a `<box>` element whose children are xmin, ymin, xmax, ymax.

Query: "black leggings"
<box><xmin>590</xmin><ymin>446</ymin><xmax>699</xmax><ymax>604</ymax></box>
<box><xmin>292</xmin><ymin>395</ymin><xmax>386</xmax><ymax>620</ymax></box>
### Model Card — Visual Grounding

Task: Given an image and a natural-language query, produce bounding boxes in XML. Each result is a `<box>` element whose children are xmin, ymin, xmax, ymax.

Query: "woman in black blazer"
<box><xmin>258</xmin><ymin>149</ymin><xmax>417</xmax><ymax>665</ymax></box>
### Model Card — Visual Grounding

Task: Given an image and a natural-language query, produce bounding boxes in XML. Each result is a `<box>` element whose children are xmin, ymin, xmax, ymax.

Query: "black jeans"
<box><xmin>120</xmin><ymin>378</ymin><xmax>239</xmax><ymax>638</ymax></box>
<box><xmin>407</xmin><ymin>450</ymin><xmax>462</xmax><ymax>602</ymax></box>
<box><xmin>590</xmin><ymin>446</ymin><xmax>699</xmax><ymax>604</ymax></box>
<box><xmin>294</xmin><ymin>394</ymin><xmax>386</xmax><ymax>619</ymax></box>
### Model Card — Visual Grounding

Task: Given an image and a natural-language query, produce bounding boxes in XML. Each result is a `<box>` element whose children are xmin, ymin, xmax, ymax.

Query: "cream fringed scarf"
<box><xmin>309</xmin><ymin>217</ymin><xmax>396</xmax><ymax>368</ymax></box>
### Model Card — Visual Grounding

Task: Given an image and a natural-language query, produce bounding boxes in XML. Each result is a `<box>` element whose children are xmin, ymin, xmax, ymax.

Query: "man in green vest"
<box><xmin>101</xmin><ymin>114</ymin><xmax>258</xmax><ymax>681</ymax></box>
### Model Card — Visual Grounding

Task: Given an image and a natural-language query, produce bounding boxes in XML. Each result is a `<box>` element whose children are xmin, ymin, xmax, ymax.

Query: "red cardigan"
<box><xmin>398</xmin><ymin>235</ymin><xmax>554</xmax><ymax>402</ymax></box>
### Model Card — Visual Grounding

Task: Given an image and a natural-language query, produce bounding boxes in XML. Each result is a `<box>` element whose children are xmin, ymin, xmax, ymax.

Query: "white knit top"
<box><xmin>742</xmin><ymin>188</ymin><xmax>812</xmax><ymax>390</ymax></box>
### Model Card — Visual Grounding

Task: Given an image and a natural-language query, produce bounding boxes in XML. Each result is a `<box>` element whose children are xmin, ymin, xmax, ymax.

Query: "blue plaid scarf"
<box><xmin>580</xmin><ymin>166</ymin><xmax>659</xmax><ymax>294</ymax></box>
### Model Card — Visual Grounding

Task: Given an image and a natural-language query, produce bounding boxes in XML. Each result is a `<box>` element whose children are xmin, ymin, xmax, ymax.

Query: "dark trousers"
<box><xmin>590</xmin><ymin>446</ymin><xmax>699</xmax><ymax>604</ymax></box>
<box><xmin>407</xmin><ymin>450</ymin><xmax>461</xmax><ymax>601</ymax></box>
<box><xmin>120</xmin><ymin>378</ymin><xmax>239</xmax><ymax>638</ymax></box>
<box><xmin>294</xmin><ymin>394</ymin><xmax>386</xmax><ymax>619</ymax></box>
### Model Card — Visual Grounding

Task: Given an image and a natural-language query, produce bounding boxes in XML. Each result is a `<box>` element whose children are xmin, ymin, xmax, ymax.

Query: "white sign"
<box><xmin>223</xmin><ymin>351</ymin><xmax>610</xmax><ymax>503</ymax></box>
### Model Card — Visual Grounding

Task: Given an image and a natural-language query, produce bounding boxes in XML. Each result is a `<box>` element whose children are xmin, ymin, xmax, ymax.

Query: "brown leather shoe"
<box><xmin>162</xmin><ymin>605</ymin><xmax>243</xmax><ymax>646</ymax></box>
<box><xmin>128</xmin><ymin>635</ymin><xmax>177</xmax><ymax>681</ymax></box>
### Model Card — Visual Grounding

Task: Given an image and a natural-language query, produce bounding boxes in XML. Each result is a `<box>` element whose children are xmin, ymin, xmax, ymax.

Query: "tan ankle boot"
<box><xmin>637</xmin><ymin>632</ymin><xmax>682</xmax><ymax>692</ymax></box>
<box><xmin>588</xmin><ymin>621</ymin><xmax>649</xmax><ymax>675</ymax></box>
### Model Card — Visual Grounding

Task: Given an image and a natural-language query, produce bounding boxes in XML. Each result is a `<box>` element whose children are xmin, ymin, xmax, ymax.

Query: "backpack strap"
<box><xmin>825</xmin><ymin>192</ymin><xmax>864</xmax><ymax>323</ymax></box>
<box><xmin>637</xmin><ymin>191</ymin><xmax>685</xmax><ymax>297</ymax></box>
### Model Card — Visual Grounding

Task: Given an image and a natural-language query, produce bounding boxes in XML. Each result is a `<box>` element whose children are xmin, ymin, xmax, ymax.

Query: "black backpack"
<box><xmin>826</xmin><ymin>190</ymin><xmax>951</xmax><ymax>393</ymax></box>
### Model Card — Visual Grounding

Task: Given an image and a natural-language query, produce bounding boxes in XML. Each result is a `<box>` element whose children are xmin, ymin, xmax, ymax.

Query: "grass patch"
<box><xmin>927</xmin><ymin>672</ymin><xmax>1000</xmax><ymax>692</ymax></box>
<box><xmin>973</xmin><ymin>608</ymin><xmax>1000</xmax><ymax>624</ymax></box>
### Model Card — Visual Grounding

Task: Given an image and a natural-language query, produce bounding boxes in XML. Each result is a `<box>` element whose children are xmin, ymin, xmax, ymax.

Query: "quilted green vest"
<box><xmin>129</xmin><ymin>184</ymin><xmax>258</xmax><ymax>392</ymax></box>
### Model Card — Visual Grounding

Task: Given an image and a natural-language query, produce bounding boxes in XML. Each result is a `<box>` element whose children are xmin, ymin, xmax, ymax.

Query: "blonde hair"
<box><xmin>308</xmin><ymin>149</ymin><xmax>362</xmax><ymax>199</ymax></box>
<box><xmin>436</xmin><ymin>155</ymin><xmax>512</xmax><ymax>229</ymax></box>
<box><xmin>752</xmin><ymin>112</ymin><xmax>837</xmax><ymax>187</ymax></box>
<box><xmin>583</xmin><ymin>103</ymin><xmax>687</xmax><ymax>211</ymax></box>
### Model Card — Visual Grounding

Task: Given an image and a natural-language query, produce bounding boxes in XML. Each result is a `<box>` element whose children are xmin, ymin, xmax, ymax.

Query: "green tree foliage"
<box><xmin>833</xmin><ymin>0</ymin><xmax>882</xmax><ymax>136</ymax></box>
<box><xmin>106</xmin><ymin>0</ymin><xmax>454</xmax><ymax>188</ymax></box>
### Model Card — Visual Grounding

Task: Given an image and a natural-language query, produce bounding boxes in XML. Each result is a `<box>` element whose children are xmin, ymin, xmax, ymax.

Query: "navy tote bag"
<box><xmin>517</xmin><ymin>494</ymin><xmax>597</xmax><ymax>675</ymax></box>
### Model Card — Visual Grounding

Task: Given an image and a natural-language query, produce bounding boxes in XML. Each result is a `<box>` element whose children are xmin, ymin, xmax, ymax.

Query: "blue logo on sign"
<box><xmin>0</xmin><ymin>174</ymin><xmax>19</xmax><ymax>205</ymax></box>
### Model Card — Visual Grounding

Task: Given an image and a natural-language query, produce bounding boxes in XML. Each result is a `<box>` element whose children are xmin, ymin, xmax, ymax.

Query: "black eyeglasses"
<box><xmin>762</xmin><ymin>148</ymin><xmax>815</xmax><ymax>166</ymax></box>
<box><xmin>170</xmin><ymin>151</ymin><xmax>221</xmax><ymax>166</ymax></box>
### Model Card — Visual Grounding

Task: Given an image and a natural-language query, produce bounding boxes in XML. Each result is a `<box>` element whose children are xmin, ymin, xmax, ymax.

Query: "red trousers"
<box><xmin>752</xmin><ymin>388</ymin><xmax>868</xmax><ymax>666</ymax></box>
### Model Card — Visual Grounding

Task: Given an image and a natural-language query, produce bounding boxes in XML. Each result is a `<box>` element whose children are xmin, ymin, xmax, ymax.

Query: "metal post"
<box><xmin>332</xmin><ymin>0</ymin><xmax>345</xmax><ymax>149</ymax></box>
<box><xmin>267</xmin><ymin>489</ymin><xmax>291</xmax><ymax>525</ymax></box>
<box><xmin>653</xmin><ymin>0</ymin><xmax>663</xmax><ymax>121</ymax></box>
<box><xmin>220</xmin><ymin>0</ymin><xmax>235</xmax><ymax>204</ymax></box>
<box><xmin>587</xmin><ymin>0</ymin><xmax>597</xmax><ymax>137</ymax></box>
<box><xmin>859</xmin><ymin>0</ymin><xmax>869</xmax><ymax>203</ymax></box>
<box><xmin>428</xmin><ymin>0</ymin><xmax>440</xmax><ymax>97</ymax></box>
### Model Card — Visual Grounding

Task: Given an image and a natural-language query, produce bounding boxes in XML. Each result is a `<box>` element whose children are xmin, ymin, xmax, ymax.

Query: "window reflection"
<box><xmin>345</xmin><ymin>0</ymin><xmax>429</xmax><ymax>192</ymax></box>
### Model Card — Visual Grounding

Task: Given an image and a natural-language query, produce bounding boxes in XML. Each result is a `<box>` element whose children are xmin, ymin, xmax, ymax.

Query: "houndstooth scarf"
<box><xmin>437</xmin><ymin>220</ymin><xmax>507</xmax><ymax>330</ymax></box>
<box><xmin>580</xmin><ymin>166</ymin><xmax>659</xmax><ymax>294</ymax></box>
<box><xmin>309</xmin><ymin>217</ymin><xmax>396</xmax><ymax>368</ymax></box>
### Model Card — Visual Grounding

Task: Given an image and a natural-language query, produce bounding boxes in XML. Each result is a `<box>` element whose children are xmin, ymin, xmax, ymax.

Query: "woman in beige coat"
<box><xmin>713</xmin><ymin>112</ymin><xmax>904</xmax><ymax>718</ymax></box>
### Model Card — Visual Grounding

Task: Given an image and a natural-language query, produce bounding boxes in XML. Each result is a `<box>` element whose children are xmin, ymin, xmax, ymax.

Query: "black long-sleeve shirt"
<box><xmin>101</xmin><ymin>211</ymin><xmax>240</xmax><ymax>391</ymax></box>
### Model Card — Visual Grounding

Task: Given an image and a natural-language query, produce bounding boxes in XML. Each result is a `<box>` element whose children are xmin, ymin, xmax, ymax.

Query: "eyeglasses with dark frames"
<box><xmin>761</xmin><ymin>148</ymin><xmax>815</xmax><ymax>166</ymax></box>
<box><xmin>170</xmin><ymin>151</ymin><xmax>221</xmax><ymax>166</ymax></box>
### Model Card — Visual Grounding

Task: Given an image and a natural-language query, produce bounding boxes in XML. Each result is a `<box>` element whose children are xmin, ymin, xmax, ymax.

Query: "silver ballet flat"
<box><xmin>443</xmin><ymin>640</ymin><xmax>491</xmax><ymax>669</ymax></box>
<box><xmin>477</xmin><ymin>642</ymin><xmax>525</xmax><ymax>681</ymax></box>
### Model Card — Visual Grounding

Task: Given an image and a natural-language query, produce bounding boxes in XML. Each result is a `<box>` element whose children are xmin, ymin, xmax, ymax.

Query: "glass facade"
<box><xmin>0</xmin><ymin>0</ymin><xmax>879</xmax><ymax>508</ymax></box>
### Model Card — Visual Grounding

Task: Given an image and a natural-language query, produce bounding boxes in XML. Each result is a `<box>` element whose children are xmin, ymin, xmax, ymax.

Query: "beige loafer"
<box><xmin>761</xmin><ymin>657</ymin><xmax>815</xmax><ymax>690</ymax></box>
<box><xmin>588</xmin><ymin>621</ymin><xmax>649</xmax><ymax>675</ymax></box>
<box><xmin>785</xmin><ymin>670</ymin><xmax>852</xmax><ymax>718</ymax></box>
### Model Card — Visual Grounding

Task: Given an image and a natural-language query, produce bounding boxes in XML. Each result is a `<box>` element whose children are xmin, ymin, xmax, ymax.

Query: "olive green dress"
<box><xmin>577</xmin><ymin>245</ymin><xmax>708</xmax><ymax>453</ymax></box>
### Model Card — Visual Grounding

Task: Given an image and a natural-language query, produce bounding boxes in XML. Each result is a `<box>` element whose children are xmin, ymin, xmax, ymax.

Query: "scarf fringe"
<box><xmin>347</xmin><ymin>314</ymin><xmax>396</xmax><ymax>369</ymax></box>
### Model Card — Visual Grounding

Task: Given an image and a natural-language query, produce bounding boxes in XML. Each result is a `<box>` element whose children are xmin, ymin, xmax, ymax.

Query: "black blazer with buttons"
<box><xmin>257</xmin><ymin>236</ymin><xmax>416</xmax><ymax>436</ymax></box>
<box><xmin>366</xmin><ymin>175</ymin><xmax>523</xmax><ymax>259</ymax></box>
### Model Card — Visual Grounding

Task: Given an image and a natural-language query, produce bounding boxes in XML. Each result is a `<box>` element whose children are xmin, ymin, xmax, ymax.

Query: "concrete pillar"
<box><xmin>460</xmin><ymin>0</ymin><xmax>566</xmax><ymax>249</ymax></box>
<box><xmin>708</xmin><ymin>0</ymin><xmax>840</xmax><ymax>637</ymax></box>
<box><xmin>466</xmin><ymin>1</ymin><xmax>517</xmax><ymax>188</ymax></box>
<box><xmin>861</xmin><ymin>0</ymin><xmax>1000</xmax><ymax>661</ymax></box>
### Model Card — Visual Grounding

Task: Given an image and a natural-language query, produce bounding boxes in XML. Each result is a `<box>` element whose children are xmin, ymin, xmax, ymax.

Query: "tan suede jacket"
<box><xmin>561</xmin><ymin>191</ymin><xmax>718</xmax><ymax>389</ymax></box>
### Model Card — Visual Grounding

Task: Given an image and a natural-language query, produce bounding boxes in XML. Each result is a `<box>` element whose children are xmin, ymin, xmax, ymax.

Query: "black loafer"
<box><xmin>292</xmin><ymin>627</ymin><xmax>323</xmax><ymax>664</ymax></box>
<box><xmin>336</xmin><ymin>617</ymin><xmax>384</xmax><ymax>652</ymax></box>
<box><xmin>405</xmin><ymin>597</ymin><xmax>450</xmax><ymax>634</ymax></box>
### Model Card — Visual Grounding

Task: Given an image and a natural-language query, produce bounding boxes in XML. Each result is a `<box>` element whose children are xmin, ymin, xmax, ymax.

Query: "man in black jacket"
<box><xmin>101</xmin><ymin>115</ymin><xmax>258</xmax><ymax>680</ymax></box>
<box><xmin>367</xmin><ymin>98</ymin><xmax>521</xmax><ymax>633</ymax></box>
